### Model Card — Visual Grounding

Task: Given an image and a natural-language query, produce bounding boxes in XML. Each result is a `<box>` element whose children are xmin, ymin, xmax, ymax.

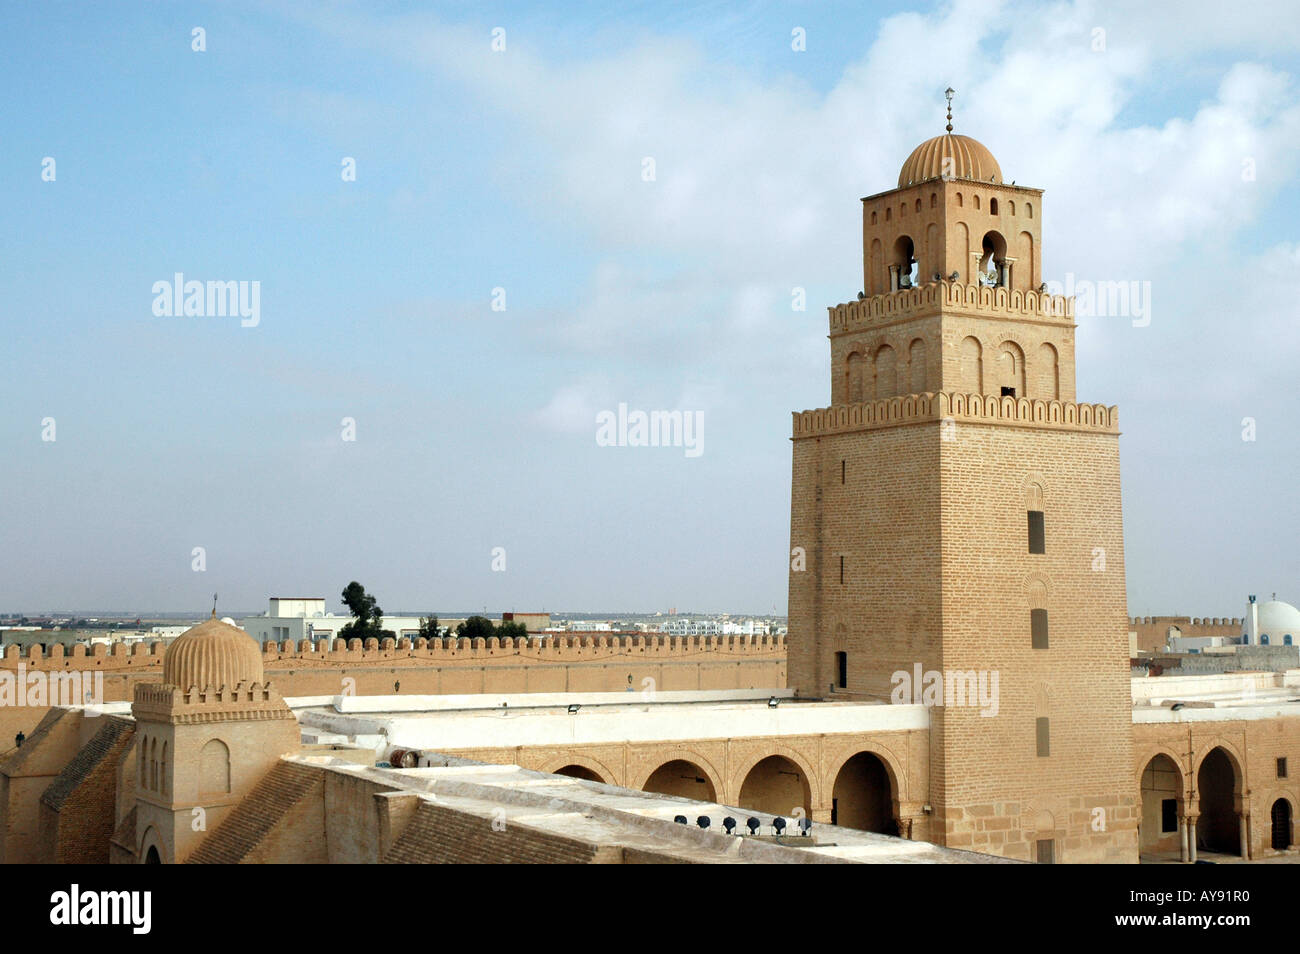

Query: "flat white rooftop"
<box><xmin>293</xmin><ymin>688</ymin><xmax>929</xmax><ymax>750</ymax></box>
<box><xmin>296</xmin><ymin>755</ymin><xmax>1009</xmax><ymax>864</ymax></box>
<box><xmin>1131</xmin><ymin>670</ymin><xmax>1300</xmax><ymax>723</ymax></box>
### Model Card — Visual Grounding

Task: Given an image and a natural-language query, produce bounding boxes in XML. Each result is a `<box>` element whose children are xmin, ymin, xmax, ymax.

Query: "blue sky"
<box><xmin>2</xmin><ymin>0</ymin><xmax>1298</xmax><ymax>616</ymax></box>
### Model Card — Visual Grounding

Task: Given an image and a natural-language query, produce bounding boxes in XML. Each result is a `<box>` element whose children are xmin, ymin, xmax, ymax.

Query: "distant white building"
<box><xmin>660</xmin><ymin>618</ymin><xmax>721</xmax><ymax>636</ymax></box>
<box><xmin>241</xmin><ymin>597</ymin><xmax>431</xmax><ymax>645</ymax></box>
<box><xmin>565</xmin><ymin>621</ymin><xmax>612</xmax><ymax>632</ymax></box>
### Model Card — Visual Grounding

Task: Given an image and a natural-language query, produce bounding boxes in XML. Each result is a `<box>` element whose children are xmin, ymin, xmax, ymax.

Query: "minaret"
<box><xmin>787</xmin><ymin>93</ymin><xmax>1136</xmax><ymax>863</ymax></box>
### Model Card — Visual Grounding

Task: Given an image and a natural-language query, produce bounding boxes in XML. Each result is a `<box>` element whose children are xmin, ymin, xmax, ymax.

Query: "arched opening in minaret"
<box><xmin>873</xmin><ymin>344</ymin><xmax>898</xmax><ymax>399</ymax></box>
<box><xmin>959</xmin><ymin>336</ymin><xmax>982</xmax><ymax>394</ymax></box>
<box><xmin>891</xmin><ymin>235</ymin><xmax>917</xmax><ymax>290</ymax></box>
<box><xmin>144</xmin><ymin>846</ymin><xmax>161</xmax><ymax>864</ymax></box>
<box><xmin>995</xmin><ymin>341</ymin><xmax>1025</xmax><ymax>397</ymax></box>
<box><xmin>846</xmin><ymin>351</ymin><xmax>866</xmax><ymax>403</ymax></box>
<box><xmin>1196</xmin><ymin>747</ymin><xmax>1242</xmax><ymax>856</ymax></box>
<box><xmin>830</xmin><ymin>752</ymin><xmax>898</xmax><ymax>835</ymax></box>
<box><xmin>979</xmin><ymin>230</ymin><xmax>1008</xmax><ymax>287</ymax></box>
<box><xmin>1036</xmin><ymin>343</ymin><xmax>1059</xmax><ymax>400</ymax></box>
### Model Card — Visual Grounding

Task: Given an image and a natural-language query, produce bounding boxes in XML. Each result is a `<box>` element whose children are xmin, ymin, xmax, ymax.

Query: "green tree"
<box><xmin>418</xmin><ymin>616</ymin><xmax>440</xmax><ymax>639</ymax></box>
<box><xmin>456</xmin><ymin>616</ymin><xmax>495</xmax><ymax>641</ymax></box>
<box><xmin>497</xmin><ymin>621</ymin><xmax>529</xmax><ymax>640</ymax></box>
<box><xmin>338</xmin><ymin>581</ymin><xmax>395</xmax><ymax>643</ymax></box>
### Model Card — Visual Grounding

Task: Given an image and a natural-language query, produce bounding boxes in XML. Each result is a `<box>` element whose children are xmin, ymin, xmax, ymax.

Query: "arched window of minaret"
<box><xmin>891</xmin><ymin>236</ymin><xmax>917</xmax><ymax>289</ymax></box>
<box><xmin>1018</xmin><ymin>231</ymin><xmax>1035</xmax><ymax>288</ymax></box>
<box><xmin>914</xmin><ymin>198</ymin><xmax>922</xmax><ymax>213</ymax></box>
<box><xmin>973</xmin><ymin>195</ymin><xmax>981</xmax><ymax>210</ymax></box>
<box><xmin>871</xmin><ymin>211</ymin><xmax>877</xmax><ymax>225</ymax></box>
<box><xmin>955</xmin><ymin>222</ymin><xmax>969</xmax><ymax>282</ymax></box>
<box><xmin>930</xmin><ymin>192</ymin><xmax>937</xmax><ymax>208</ymax></box>
<box><xmin>139</xmin><ymin>736</ymin><xmax>147</xmax><ymax>789</ymax></box>
<box><xmin>869</xmin><ymin>239</ymin><xmax>884</xmax><ymax>295</ymax></box>
<box><xmin>955</xmin><ymin>192</ymin><xmax>963</xmax><ymax>208</ymax></box>
<box><xmin>909</xmin><ymin>338</ymin><xmax>927</xmax><ymax>393</ymax></box>
<box><xmin>925</xmin><ymin>223</ymin><xmax>939</xmax><ymax>282</ymax></box>
<box><xmin>979</xmin><ymin>231</ymin><xmax>1008</xmax><ymax>287</ymax></box>
<box><xmin>990</xmin><ymin>198</ymin><xmax>999</xmax><ymax>215</ymax></box>
<box><xmin>959</xmin><ymin>336</ymin><xmax>982</xmax><ymax>394</ymax></box>
<box><xmin>885</xmin><ymin>207</ymin><xmax>892</xmax><ymax>222</ymax></box>
<box><xmin>1026</xmin><ymin>202</ymin><xmax>1033</xmax><ymax>218</ymax></box>
<box><xmin>149</xmin><ymin>738</ymin><xmax>158</xmax><ymax>791</ymax></box>
<box><xmin>873</xmin><ymin>344</ymin><xmax>898</xmax><ymax>399</ymax></box>
<box><xmin>846</xmin><ymin>352</ymin><xmax>866</xmax><ymax>403</ymax></box>
<box><xmin>1036</xmin><ymin>343</ymin><xmax>1059</xmax><ymax>400</ymax></box>
<box><xmin>1008</xmin><ymin>200</ymin><xmax>1015</xmax><ymax>215</ymax></box>
<box><xmin>995</xmin><ymin>341</ymin><xmax>1025</xmax><ymax>397</ymax></box>
<box><xmin>200</xmin><ymin>738</ymin><xmax>232</xmax><ymax>795</ymax></box>
<box><xmin>160</xmin><ymin>742</ymin><xmax>168</xmax><ymax>795</ymax></box>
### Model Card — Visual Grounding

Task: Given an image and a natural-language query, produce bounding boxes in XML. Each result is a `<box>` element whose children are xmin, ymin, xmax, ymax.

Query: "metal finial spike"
<box><xmin>945</xmin><ymin>86</ymin><xmax>955</xmax><ymax>133</ymax></box>
<box><xmin>212</xmin><ymin>593</ymin><xmax>218</xmax><ymax>618</ymax></box>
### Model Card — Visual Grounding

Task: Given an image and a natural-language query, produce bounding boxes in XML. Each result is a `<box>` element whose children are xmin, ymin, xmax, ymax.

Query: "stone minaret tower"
<box><xmin>787</xmin><ymin>101</ymin><xmax>1137</xmax><ymax>863</ymax></box>
<box><xmin>131</xmin><ymin>616</ymin><xmax>300</xmax><ymax>863</ymax></box>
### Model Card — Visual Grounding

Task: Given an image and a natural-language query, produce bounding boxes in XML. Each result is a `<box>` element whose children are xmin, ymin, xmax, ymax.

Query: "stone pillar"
<box><xmin>1188</xmin><ymin>816</ymin><xmax>1198</xmax><ymax>864</ymax></box>
<box><xmin>888</xmin><ymin>265</ymin><xmax>899</xmax><ymax>292</ymax></box>
<box><xmin>1235</xmin><ymin>794</ymin><xmax>1251</xmax><ymax>860</ymax></box>
<box><xmin>1179</xmin><ymin>818</ymin><xmax>1189</xmax><ymax>863</ymax></box>
<box><xmin>811</xmin><ymin>807</ymin><xmax>834</xmax><ymax>826</ymax></box>
<box><xmin>1002</xmin><ymin>256</ymin><xmax>1016</xmax><ymax>290</ymax></box>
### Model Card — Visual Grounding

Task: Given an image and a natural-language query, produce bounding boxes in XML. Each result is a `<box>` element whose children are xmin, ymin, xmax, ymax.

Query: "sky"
<box><xmin>1</xmin><ymin>0</ymin><xmax>1298</xmax><ymax>617</ymax></box>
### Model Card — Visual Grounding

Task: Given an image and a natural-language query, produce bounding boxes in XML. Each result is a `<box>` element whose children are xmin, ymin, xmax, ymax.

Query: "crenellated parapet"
<box><xmin>828</xmin><ymin>281</ymin><xmax>1072</xmax><ymax>336</ymax></box>
<box><xmin>5</xmin><ymin>632</ymin><xmax>786</xmax><ymax>674</ymax></box>
<box><xmin>792</xmin><ymin>391</ymin><xmax>1117</xmax><ymax>438</ymax></box>
<box><xmin>132</xmin><ymin>679</ymin><xmax>292</xmax><ymax>725</ymax></box>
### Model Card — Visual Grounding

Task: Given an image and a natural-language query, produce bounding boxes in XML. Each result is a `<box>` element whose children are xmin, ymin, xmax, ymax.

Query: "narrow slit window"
<box><xmin>835</xmin><ymin>651</ymin><xmax>847</xmax><ymax>689</ymax></box>
<box><xmin>1031</xmin><ymin>609</ymin><xmax>1049</xmax><ymax>649</ymax></box>
<box><xmin>1036</xmin><ymin>717</ymin><xmax>1050</xmax><ymax>757</ymax></box>
<box><xmin>1028</xmin><ymin>510</ymin><xmax>1045</xmax><ymax>554</ymax></box>
<box><xmin>839</xmin><ymin>555</ymin><xmax>845</xmax><ymax>585</ymax></box>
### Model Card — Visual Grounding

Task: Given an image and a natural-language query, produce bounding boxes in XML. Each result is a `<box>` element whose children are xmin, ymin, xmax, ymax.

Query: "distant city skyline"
<box><xmin>3</xmin><ymin>1</ymin><xmax>1298</xmax><ymax>616</ymax></box>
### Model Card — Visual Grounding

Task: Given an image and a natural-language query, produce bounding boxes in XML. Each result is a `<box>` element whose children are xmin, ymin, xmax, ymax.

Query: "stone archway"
<box><xmin>1139</xmin><ymin>753</ymin><xmax>1183</xmax><ymax>854</ymax></box>
<box><xmin>553</xmin><ymin>764</ymin><xmax>606</xmax><ymax>783</ymax></box>
<box><xmin>830</xmin><ymin>751</ymin><xmax>898</xmax><ymax>835</ymax></box>
<box><xmin>642</xmin><ymin>759</ymin><xmax>717</xmax><ymax>802</ymax></box>
<box><xmin>738</xmin><ymin>755</ymin><xmax>811</xmax><ymax>818</ymax></box>
<box><xmin>1196</xmin><ymin>747</ymin><xmax>1240</xmax><ymax>856</ymax></box>
<box><xmin>138</xmin><ymin>825</ymin><xmax>165</xmax><ymax>865</ymax></box>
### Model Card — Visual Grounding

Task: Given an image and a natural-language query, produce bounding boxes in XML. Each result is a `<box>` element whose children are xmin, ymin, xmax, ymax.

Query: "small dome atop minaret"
<box><xmin>162</xmin><ymin>615</ymin><xmax>263</xmax><ymax>691</ymax></box>
<box><xmin>898</xmin><ymin>133</ymin><xmax>1002</xmax><ymax>187</ymax></box>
